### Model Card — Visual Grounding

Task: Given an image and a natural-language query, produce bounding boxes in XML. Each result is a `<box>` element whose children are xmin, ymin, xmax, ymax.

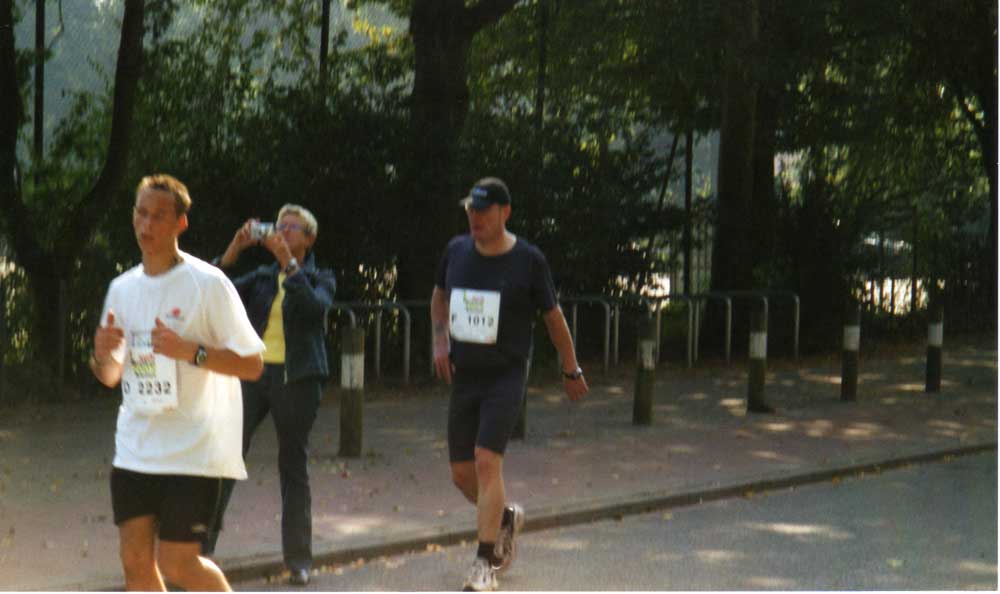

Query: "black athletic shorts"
<box><xmin>110</xmin><ymin>466</ymin><xmax>225</xmax><ymax>543</ymax></box>
<box><xmin>448</xmin><ymin>363</ymin><xmax>528</xmax><ymax>462</ymax></box>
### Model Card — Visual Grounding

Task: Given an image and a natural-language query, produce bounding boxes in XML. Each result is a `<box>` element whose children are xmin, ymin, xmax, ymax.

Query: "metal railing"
<box><xmin>324</xmin><ymin>290</ymin><xmax>798</xmax><ymax>383</ymax></box>
<box><xmin>559</xmin><ymin>296</ymin><xmax>612</xmax><ymax>372</ymax></box>
<box><xmin>349</xmin><ymin>302</ymin><xmax>412</xmax><ymax>384</ymax></box>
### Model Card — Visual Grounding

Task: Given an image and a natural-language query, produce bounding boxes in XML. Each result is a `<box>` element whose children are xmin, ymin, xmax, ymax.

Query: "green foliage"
<box><xmin>0</xmin><ymin>0</ymin><xmax>993</xmax><ymax>402</ymax></box>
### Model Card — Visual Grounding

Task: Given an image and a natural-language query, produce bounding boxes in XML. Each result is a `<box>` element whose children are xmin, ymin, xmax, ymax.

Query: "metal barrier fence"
<box><xmin>324</xmin><ymin>290</ymin><xmax>799</xmax><ymax>383</ymax></box>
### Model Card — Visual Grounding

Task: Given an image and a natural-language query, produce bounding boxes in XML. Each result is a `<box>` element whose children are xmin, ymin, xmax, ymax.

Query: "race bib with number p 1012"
<box><xmin>122</xmin><ymin>330</ymin><xmax>178</xmax><ymax>415</ymax></box>
<box><xmin>449</xmin><ymin>288</ymin><xmax>501</xmax><ymax>344</ymax></box>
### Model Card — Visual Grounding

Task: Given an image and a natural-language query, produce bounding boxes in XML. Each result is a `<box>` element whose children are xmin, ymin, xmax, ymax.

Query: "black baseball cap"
<box><xmin>459</xmin><ymin>177</ymin><xmax>511</xmax><ymax>210</ymax></box>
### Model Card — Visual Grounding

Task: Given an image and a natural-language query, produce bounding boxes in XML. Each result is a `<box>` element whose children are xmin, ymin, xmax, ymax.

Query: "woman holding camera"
<box><xmin>204</xmin><ymin>204</ymin><xmax>336</xmax><ymax>586</ymax></box>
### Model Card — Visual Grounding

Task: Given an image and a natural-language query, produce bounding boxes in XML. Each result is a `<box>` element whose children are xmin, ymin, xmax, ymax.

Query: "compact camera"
<box><xmin>250</xmin><ymin>222</ymin><xmax>274</xmax><ymax>241</ymax></box>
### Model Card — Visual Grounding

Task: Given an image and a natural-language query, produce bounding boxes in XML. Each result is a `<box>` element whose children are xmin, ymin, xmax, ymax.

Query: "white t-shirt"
<box><xmin>100</xmin><ymin>251</ymin><xmax>265</xmax><ymax>480</ymax></box>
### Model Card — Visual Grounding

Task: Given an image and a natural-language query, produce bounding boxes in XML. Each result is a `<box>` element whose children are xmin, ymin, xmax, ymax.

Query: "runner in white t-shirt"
<box><xmin>92</xmin><ymin>174</ymin><xmax>264</xmax><ymax>592</ymax></box>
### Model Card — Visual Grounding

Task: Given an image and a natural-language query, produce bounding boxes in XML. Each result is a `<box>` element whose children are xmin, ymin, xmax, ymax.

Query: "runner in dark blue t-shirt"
<box><xmin>431</xmin><ymin>177</ymin><xmax>588</xmax><ymax>592</ymax></box>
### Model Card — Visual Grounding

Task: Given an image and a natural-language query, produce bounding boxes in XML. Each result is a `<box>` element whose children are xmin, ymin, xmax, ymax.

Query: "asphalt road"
<box><xmin>235</xmin><ymin>451</ymin><xmax>997</xmax><ymax>591</ymax></box>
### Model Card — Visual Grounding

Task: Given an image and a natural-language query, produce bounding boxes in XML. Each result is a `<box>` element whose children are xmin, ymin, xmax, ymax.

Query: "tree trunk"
<box><xmin>683</xmin><ymin>128</ymin><xmax>693</xmax><ymax>295</ymax></box>
<box><xmin>0</xmin><ymin>0</ymin><xmax>145</xmax><ymax>374</ymax></box>
<box><xmin>396</xmin><ymin>0</ymin><xmax>518</xmax><ymax>301</ymax></box>
<box><xmin>33</xmin><ymin>0</ymin><xmax>44</xmax><ymax>166</ymax></box>
<box><xmin>711</xmin><ymin>0</ymin><xmax>759</xmax><ymax>293</ymax></box>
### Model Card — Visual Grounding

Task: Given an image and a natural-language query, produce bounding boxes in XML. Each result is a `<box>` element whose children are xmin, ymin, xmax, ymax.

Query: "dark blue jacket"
<box><xmin>224</xmin><ymin>252</ymin><xmax>336</xmax><ymax>383</ymax></box>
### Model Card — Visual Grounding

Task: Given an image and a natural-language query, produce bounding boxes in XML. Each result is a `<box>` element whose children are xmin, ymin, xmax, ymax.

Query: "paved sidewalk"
<box><xmin>0</xmin><ymin>341</ymin><xmax>995</xmax><ymax>591</ymax></box>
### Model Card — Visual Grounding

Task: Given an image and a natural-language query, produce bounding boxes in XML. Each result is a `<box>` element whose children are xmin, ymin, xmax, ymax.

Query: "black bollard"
<box><xmin>841</xmin><ymin>304</ymin><xmax>860</xmax><ymax>402</ymax></box>
<box><xmin>633</xmin><ymin>315</ymin><xmax>656</xmax><ymax>426</ymax></box>
<box><xmin>747</xmin><ymin>301</ymin><xmax>773</xmax><ymax>413</ymax></box>
<box><xmin>925</xmin><ymin>305</ymin><xmax>943</xmax><ymax>393</ymax></box>
<box><xmin>339</xmin><ymin>327</ymin><xmax>365</xmax><ymax>457</ymax></box>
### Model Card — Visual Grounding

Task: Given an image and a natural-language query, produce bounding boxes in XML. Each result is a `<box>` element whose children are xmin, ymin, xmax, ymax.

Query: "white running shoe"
<box><xmin>493</xmin><ymin>503</ymin><xmax>525</xmax><ymax>573</ymax></box>
<box><xmin>463</xmin><ymin>557</ymin><xmax>498</xmax><ymax>592</ymax></box>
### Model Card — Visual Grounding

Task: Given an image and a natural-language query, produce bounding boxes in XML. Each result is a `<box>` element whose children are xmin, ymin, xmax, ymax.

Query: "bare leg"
<box><xmin>158</xmin><ymin>540</ymin><xmax>231</xmax><ymax>592</ymax></box>
<box><xmin>451</xmin><ymin>459</ymin><xmax>478</xmax><ymax>503</ymax></box>
<box><xmin>473</xmin><ymin>447</ymin><xmax>505</xmax><ymax>544</ymax></box>
<box><xmin>118</xmin><ymin>516</ymin><xmax>166</xmax><ymax>592</ymax></box>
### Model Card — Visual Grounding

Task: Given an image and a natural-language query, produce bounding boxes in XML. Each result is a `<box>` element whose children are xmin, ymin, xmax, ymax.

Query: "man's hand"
<box><xmin>92</xmin><ymin>310</ymin><xmax>125</xmax><ymax>387</ymax></box>
<box><xmin>93</xmin><ymin>310</ymin><xmax>125</xmax><ymax>364</ymax></box>
<box><xmin>563</xmin><ymin>373</ymin><xmax>588</xmax><ymax>402</ymax></box>
<box><xmin>152</xmin><ymin>318</ymin><xmax>195</xmax><ymax>362</ymax></box>
<box><xmin>433</xmin><ymin>330</ymin><xmax>453</xmax><ymax>384</ymax></box>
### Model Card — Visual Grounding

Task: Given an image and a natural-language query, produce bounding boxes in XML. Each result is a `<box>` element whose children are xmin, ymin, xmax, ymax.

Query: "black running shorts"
<box><xmin>110</xmin><ymin>466</ymin><xmax>225</xmax><ymax>543</ymax></box>
<box><xmin>448</xmin><ymin>364</ymin><xmax>528</xmax><ymax>462</ymax></box>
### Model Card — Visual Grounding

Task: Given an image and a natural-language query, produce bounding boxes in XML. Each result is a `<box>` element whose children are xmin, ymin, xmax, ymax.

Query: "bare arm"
<box><xmin>431</xmin><ymin>285</ymin><xmax>453</xmax><ymax>384</ymax></box>
<box><xmin>91</xmin><ymin>355</ymin><xmax>124</xmax><ymax>389</ymax></box>
<box><xmin>152</xmin><ymin>318</ymin><xmax>264</xmax><ymax>381</ymax></box>
<box><xmin>196</xmin><ymin>347</ymin><xmax>264</xmax><ymax>381</ymax></box>
<box><xmin>543</xmin><ymin>306</ymin><xmax>588</xmax><ymax>401</ymax></box>
<box><xmin>219</xmin><ymin>220</ymin><xmax>257</xmax><ymax>268</ymax></box>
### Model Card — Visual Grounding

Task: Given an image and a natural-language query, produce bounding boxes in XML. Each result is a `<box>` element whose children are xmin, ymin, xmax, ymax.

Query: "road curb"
<box><xmin>68</xmin><ymin>441</ymin><xmax>996</xmax><ymax>591</ymax></box>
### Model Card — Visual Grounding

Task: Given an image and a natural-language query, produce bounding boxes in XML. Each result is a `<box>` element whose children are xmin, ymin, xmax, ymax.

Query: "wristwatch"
<box><xmin>562</xmin><ymin>366</ymin><xmax>584</xmax><ymax>380</ymax></box>
<box><xmin>193</xmin><ymin>344</ymin><xmax>208</xmax><ymax>367</ymax></box>
<box><xmin>284</xmin><ymin>257</ymin><xmax>300</xmax><ymax>275</ymax></box>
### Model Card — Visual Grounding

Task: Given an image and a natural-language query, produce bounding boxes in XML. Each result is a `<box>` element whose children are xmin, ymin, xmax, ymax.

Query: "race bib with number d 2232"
<box><xmin>121</xmin><ymin>331</ymin><xmax>179</xmax><ymax>415</ymax></box>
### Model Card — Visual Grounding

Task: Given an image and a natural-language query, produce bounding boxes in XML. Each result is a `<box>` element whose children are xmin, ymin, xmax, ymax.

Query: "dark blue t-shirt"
<box><xmin>435</xmin><ymin>235</ymin><xmax>558</xmax><ymax>370</ymax></box>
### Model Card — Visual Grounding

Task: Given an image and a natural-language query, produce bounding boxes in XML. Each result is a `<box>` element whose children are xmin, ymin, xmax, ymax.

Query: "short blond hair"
<box><xmin>277</xmin><ymin>204</ymin><xmax>318</xmax><ymax>236</ymax></box>
<box><xmin>136</xmin><ymin>174</ymin><xmax>191</xmax><ymax>216</ymax></box>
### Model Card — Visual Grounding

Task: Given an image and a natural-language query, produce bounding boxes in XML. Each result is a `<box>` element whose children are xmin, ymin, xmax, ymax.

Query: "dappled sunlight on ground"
<box><xmin>664</xmin><ymin>444</ymin><xmax>699</xmax><ymax>455</ymax></box>
<box><xmin>746</xmin><ymin>576</ymin><xmax>799</xmax><ymax>588</ymax></box>
<box><xmin>948</xmin><ymin>357</ymin><xmax>999</xmax><ymax>369</ymax></box>
<box><xmin>712</xmin><ymin>378</ymin><xmax>744</xmax><ymax>389</ymax></box>
<box><xmin>761</xmin><ymin>421</ymin><xmax>796</xmax><ymax>433</ymax></box>
<box><xmin>745</xmin><ymin>521</ymin><xmax>854</xmax><ymax>541</ymax></box>
<box><xmin>680</xmin><ymin>392</ymin><xmax>709</xmax><ymax>401</ymax></box>
<box><xmin>749</xmin><ymin>450</ymin><xmax>800</xmax><ymax>463</ymax></box>
<box><xmin>315</xmin><ymin>514</ymin><xmax>397</xmax><ymax>536</ymax></box>
<box><xmin>536</xmin><ymin>537</ymin><xmax>588</xmax><ymax>552</ymax></box>
<box><xmin>803</xmin><ymin>419</ymin><xmax>833</xmax><ymax>437</ymax></box>
<box><xmin>694</xmin><ymin>549</ymin><xmax>747</xmax><ymax>563</ymax></box>
<box><xmin>718</xmin><ymin>398</ymin><xmax>746</xmax><ymax>416</ymax></box>
<box><xmin>842</xmin><ymin>422</ymin><xmax>887</xmax><ymax>440</ymax></box>
<box><xmin>844</xmin><ymin>421</ymin><xmax>899</xmax><ymax>441</ymax></box>
<box><xmin>858</xmin><ymin>372</ymin><xmax>887</xmax><ymax>382</ymax></box>
<box><xmin>799</xmin><ymin>371</ymin><xmax>842</xmax><ymax>385</ymax></box>
<box><xmin>956</xmin><ymin>560</ymin><xmax>998</xmax><ymax>575</ymax></box>
<box><xmin>926</xmin><ymin>419</ymin><xmax>969</xmax><ymax>439</ymax></box>
<box><xmin>749</xmin><ymin>417</ymin><xmax>908</xmax><ymax>442</ymax></box>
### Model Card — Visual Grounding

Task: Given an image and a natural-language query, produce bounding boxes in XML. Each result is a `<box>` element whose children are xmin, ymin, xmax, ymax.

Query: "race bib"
<box><xmin>121</xmin><ymin>330</ymin><xmax>178</xmax><ymax>415</ymax></box>
<box><xmin>449</xmin><ymin>288</ymin><xmax>500</xmax><ymax>344</ymax></box>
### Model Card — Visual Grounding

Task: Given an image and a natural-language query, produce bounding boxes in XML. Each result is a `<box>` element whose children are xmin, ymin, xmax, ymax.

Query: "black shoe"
<box><xmin>289</xmin><ymin>568</ymin><xmax>310</xmax><ymax>586</ymax></box>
